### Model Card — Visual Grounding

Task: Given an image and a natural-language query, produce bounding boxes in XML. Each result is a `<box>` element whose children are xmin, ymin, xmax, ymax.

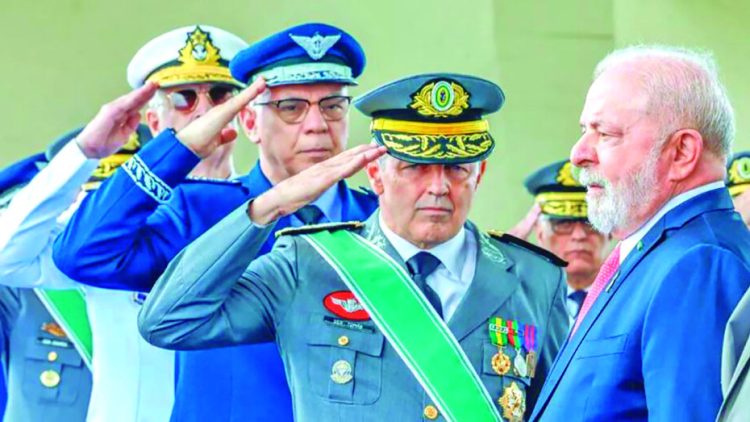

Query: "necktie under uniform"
<box><xmin>567</xmin><ymin>290</ymin><xmax>587</xmax><ymax>320</ymax></box>
<box><xmin>294</xmin><ymin>205</ymin><xmax>324</xmax><ymax>225</ymax></box>
<box><xmin>406</xmin><ymin>252</ymin><xmax>444</xmax><ymax>318</ymax></box>
<box><xmin>570</xmin><ymin>244</ymin><xmax>621</xmax><ymax>337</ymax></box>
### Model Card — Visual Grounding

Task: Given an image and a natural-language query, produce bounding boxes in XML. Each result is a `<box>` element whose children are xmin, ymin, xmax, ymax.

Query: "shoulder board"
<box><xmin>487</xmin><ymin>230</ymin><xmax>568</xmax><ymax>267</ymax></box>
<box><xmin>275</xmin><ymin>221</ymin><xmax>365</xmax><ymax>238</ymax></box>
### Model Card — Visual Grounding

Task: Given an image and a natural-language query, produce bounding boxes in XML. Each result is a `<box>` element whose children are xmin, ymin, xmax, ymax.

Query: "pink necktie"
<box><xmin>570</xmin><ymin>243</ymin><xmax>621</xmax><ymax>337</ymax></box>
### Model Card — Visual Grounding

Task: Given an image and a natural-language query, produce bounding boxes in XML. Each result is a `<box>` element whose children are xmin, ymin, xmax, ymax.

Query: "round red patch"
<box><xmin>323</xmin><ymin>291</ymin><xmax>370</xmax><ymax>321</ymax></box>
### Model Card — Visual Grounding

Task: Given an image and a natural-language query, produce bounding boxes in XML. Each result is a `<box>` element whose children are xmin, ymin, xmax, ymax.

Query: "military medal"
<box><xmin>506</xmin><ymin>319</ymin><xmax>528</xmax><ymax>378</ymax></box>
<box><xmin>523</xmin><ymin>324</ymin><xmax>538</xmax><ymax>378</ymax></box>
<box><xmin>498</xmin><ymin>381</ymin><xmax>526</xmax><ymax>422</ymax></box>
<box><xmin>489</xmin><ymin>317</ymin><xmax>512</xmax><ymax>376</ymax></box>
<box><xmin>491</xmin><ymin>349</ymin><xmax>512</xmax><ymax>375</ymax></box>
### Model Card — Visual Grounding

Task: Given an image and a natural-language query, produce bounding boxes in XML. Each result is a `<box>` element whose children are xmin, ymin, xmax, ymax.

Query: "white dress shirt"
<box><xmin>620</xmin><ymin>181</ymin><xmax>725</xmax><ymax>264</ymax></box>
<box><xmin>379</xmin><ymin>213</ymin><xmax>477</xmax><ymax>322</ymax></box>
<box><xmin>0</xmin><ymin>141</ymin><xmax>174</xmax><ymax>422</ymax></box>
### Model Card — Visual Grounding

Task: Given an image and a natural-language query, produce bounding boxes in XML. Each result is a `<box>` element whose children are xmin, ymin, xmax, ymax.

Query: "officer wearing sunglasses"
<box><xmin>54</xmin><ymin>23</ymin><xmax>378</xmax><ymax>422</ymax></box>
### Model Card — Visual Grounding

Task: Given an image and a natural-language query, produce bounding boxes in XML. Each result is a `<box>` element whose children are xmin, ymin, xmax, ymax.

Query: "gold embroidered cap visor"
<box><xmin>370</xmin><ymin>118</ymin><xmax>495</xmax><ymax>164</ymax></box>
<box><xmin>355</xmin><ymin>73</ymin><xmax>505</xmax><ymax>165</ymax></box>
<box><xmin>534</xmin><ymin>191</ymin><xmax>588</xmax><ymax>220</ymax></box>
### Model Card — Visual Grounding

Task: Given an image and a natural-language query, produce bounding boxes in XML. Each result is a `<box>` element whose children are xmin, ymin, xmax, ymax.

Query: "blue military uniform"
<box><xmin>137</xmin><ymin>72</ymin><xmax>569</xmax><ymax>421</ymax></box>
<box><xmin>0</xmin><ymin>152</ymin><xmax>93</xmax><ymax>422</ymax></box>
<box><xmin>54</xmin><ymin>23</ymin><xmax>375</xmax><ymax>421</ymax></box>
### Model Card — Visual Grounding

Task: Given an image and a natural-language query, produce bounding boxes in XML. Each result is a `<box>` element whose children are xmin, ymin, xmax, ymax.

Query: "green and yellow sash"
<box><xmin>34</xmin><ymin>288</ymin><xmax>93</xmax><ymax>369</ymax></box>
<box><xmin>303</xmin><ymin>229</ymin><xmax>500</xmax><ymax>422</ymax></box>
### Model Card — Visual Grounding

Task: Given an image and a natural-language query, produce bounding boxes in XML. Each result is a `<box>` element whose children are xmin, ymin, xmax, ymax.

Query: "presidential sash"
<box><xmin>303</xmin><ymin>229</ymin><xmax>501</xmax><ymax>422</ymax></box>
<box><xmin>34</xmin><ymin>288</ymin><xmax>93</xmax><ymax>370</ymax></box>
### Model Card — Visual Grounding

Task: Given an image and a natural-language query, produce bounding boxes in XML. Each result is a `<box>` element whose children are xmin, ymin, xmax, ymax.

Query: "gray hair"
<box><xmin>147</xmin><ymin>89</ymin><xmax>168</xmax><ymax>113</ymax></box>
<box><xmin>594</xmin><ymin>45</ymin><xmax>735</xmax><ymax>159</ymax></box>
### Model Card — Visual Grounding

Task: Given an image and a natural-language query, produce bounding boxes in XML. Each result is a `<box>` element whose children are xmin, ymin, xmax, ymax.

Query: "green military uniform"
<box><xmin>138</xmin><ymin>73</ymin><xmax>569</xmax><ymax>421</ymax></box>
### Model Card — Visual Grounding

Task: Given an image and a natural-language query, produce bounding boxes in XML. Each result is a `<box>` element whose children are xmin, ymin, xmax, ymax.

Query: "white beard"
<box><xmin>578</xmin><ymin>148</ymin><xmax>660</xmax><ymax>235</ymax></box>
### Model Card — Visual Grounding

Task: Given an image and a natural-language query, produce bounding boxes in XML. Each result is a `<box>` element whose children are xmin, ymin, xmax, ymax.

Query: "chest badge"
<box><xmin>323</xmin><ymin>291</ymin><xmax>370</xmax><ymax>321</ymax></box>
<box><xmin>330</xmin><ymin>360</ymin><xmax>353</xmax><ymax>384</ymax></box>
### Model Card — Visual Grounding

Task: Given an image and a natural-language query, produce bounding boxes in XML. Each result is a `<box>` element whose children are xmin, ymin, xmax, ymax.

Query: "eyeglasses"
<box><xmin>547</xmin><ymin>219</ymin><xmax>600</xmax><ymax>236</ymax></box>
<box><xmin>165</xmin><ymin>84</ymin><xmax>237</xmax><ymax>113</ymax></box>
<box><xmin>255</xmin><ymin>95</ymin><xmax>352</xmax><ymax>124</ymax></box>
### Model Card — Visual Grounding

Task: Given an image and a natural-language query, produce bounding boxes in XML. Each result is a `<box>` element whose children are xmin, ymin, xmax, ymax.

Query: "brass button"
<box><xmin>40</xmin><ymin>370</ymin><xmax>61</xmax><ymax>388</ymax></box>
<box><xmin>423</xmin><ymin>404</ymin><xmax>439</xmax><ymax>420</ymax></box>
<box><xmin>337</xmin><ymin>335</ymin><xmax>350</xmax><ymax>346</ymax></box>
<box><xmin>47</xmin><ymin>351</ymin><xmax>58</xmax><ymax>362</ymax></box>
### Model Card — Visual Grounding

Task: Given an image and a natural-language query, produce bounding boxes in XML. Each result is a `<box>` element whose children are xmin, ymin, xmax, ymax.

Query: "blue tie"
<box><xmin>406</xmin><ymin>252</ymin><xmax>444</xmax><ymax>318</ymax></box>
<box><xmin>568</xmin><ymin>290</ymin><xmax>587</xmax><ymax>319</ymax></box>
<box><xmin>294</xmin><ymin>205</ymin><xmax>324</xmax><ymax>225</ymax></box>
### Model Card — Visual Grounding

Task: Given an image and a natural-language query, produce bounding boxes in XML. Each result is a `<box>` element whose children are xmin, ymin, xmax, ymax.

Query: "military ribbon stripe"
<box><xmin>303</xmin><ymin>230</ymin><xmax>501</xmax><ymax>422</ymax></box>
<box><xmin>34</xmin><ymin>288</ymin><xmax>93</xmax><ymax>369</ymax></box>
<box><xmin>523</xmin><ymin>324</ymin><xmax>536</xmax><ymax>352</ymax></box>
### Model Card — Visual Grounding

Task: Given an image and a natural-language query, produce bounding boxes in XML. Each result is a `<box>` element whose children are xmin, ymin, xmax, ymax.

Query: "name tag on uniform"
<box><xmin>323</xmin><ymin>316</ymin><xmax>375</xmax><ymax>333</ymax></box>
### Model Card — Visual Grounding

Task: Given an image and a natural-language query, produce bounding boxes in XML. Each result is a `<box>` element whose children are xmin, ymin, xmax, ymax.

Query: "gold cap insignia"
<box><xmin>556</xmin><ymin>162</ymin><xmax>581</xmax><ymax>187</ymax></box>
<box><xmin>178</xmin><ymin>27</ymin><xmax>222</xmax><ymax>67</ymax></box>
<box><xmin>728</xmin><ymin>157</ymin><xmax>750</xmax><ymax>197</ymax></box>
<box><xmin>410</xmin><ymin>80</ymin><xmax>470</xmax><ymax>118</ymax></box>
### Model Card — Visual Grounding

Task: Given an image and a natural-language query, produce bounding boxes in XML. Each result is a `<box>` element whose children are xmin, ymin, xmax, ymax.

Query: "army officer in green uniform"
<box><xmin>138</xmin><ymin>73</ymin><xmax>569</xmax><ymax>421</ymax></box>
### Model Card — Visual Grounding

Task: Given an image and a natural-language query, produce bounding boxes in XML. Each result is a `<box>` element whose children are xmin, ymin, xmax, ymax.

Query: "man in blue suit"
<box><xmin>54</xmin><ymin>23</ymin><xmax>378</xmax><ymax>421</ymax></box>
<box><xmin>530</xmin><ymin>45</ymin><xmax>750</xmax><ymax>421</ymax></box>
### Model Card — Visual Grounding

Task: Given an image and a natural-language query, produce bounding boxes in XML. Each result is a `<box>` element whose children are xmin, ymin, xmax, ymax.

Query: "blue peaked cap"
<box><xmin>229</xmin><ymin>23</ymin><xmax>365</xmax><ymax>86</ymax></box>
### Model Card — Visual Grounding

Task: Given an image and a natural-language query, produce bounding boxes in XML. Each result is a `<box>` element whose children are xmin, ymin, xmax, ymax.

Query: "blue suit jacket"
<box><xmin>530</xmin><ymin>189</ymin><xmax>750</xmax><ymax>421</ymax></box>
<box><xmin>53</xmin><ymin>130</ymin><xmax>379</xmax><ymax>421</ymax></box>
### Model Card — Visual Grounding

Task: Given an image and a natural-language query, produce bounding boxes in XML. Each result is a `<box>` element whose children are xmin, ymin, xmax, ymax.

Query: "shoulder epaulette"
<box><xmin>487</xmin><ymin>230</ymin><xmax>568</xmax><ymax>267</ymax></box>
<box><xmin>275</xmin><ymin>221</ymin><xmax>365</xmax><ymax>238</ymax></box>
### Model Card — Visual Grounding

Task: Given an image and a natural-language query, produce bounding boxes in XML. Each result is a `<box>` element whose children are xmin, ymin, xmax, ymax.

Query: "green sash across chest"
<box><xmin>302</xmin><ymin>229</ymin><xmax>501</xmax><ymax>422</ymax></box>
<box><xmin>34</xmin><ymin>288</ymin><xmax>93</xmax><ymax>369</ymax></box>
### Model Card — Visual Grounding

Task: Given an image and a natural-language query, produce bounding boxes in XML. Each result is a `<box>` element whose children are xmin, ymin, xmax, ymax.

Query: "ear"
<box><xmin>145</xmin><ymin>109</ymin><xmax>160</xmax><ymax>136</ymax></box>
<box><xmin>534</xmin><ymin>222</ymin><xmax>545</xmax><ymax>245</ymax></box>
<box><xmin>365</xmin><ymin>159</ymin><xmax>385</xmax><ymax>195</ymax></box>
<box><xmin>666</xmin><ymin>129</ymin><xmax>703</xmax><ymax>181</ymax></box>
<box><xmin>474</xmin><ymin>161</ymin><xmax>488</xmax><ymax>188</ymax></box>
<box><xmin>239</xmin><ymin>107</ymin><xmax>259</xmax><ymax>145</ymax></box>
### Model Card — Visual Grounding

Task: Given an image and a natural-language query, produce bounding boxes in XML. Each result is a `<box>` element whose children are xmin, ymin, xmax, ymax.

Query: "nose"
<box><xmin>301</xmin><ymin>103</ymin><xmax>328</xmax><ymax>134</ymax></box>
<box><xmin>570</xmin><ymin>222</ymin><xmax>588</xmax><ymax>240</ymax></box>
<box><xmin>191</xmin><ymin>91</ymin><xmax>214</xmax><ymax>119</ymax></box>
<box><xmin>570</xmin><ymin>131</ymin><xmax>597</xmax><ymax>168</ymax></box>
<box><xmin>426</xmin><ymin>165</ymin><xmax>450</xmax><ymax>196</ymax></box>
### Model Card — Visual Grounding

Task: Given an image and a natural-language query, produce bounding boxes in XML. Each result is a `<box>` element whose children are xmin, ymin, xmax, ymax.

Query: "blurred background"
<box><xmin>1</xmin><ymin>0</ymin><xmax>749</xmax><ymax>229</ymax></box>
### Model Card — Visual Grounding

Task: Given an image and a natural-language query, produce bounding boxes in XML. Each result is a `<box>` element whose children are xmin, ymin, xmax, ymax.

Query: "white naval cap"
<box><xmin>127</xmin><ymin>25</ymin><xmax>249</xmax><ymax>89</ymax></box>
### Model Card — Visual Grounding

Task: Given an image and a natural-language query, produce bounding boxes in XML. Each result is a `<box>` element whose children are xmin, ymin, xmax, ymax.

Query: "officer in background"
<box><xmin>0</xmin><ymin>24</ymin><xmax>246</xmax><ymax>421</ymax></box>
<box><xmin>523</xmin><ymin>160</ymin><xmax>609</xmax><ymax>325</ymax></box>
<box><xmin>54</xmin><ymin>23</ymin><xmax>377</xmax><ymax>421</ymax></box>
<box><xmin>0</xmin><ymin>141</ymin><xmax>100</xmax><ymax>421</ymax></box>
<box><xmin>138</xmin><ymin>72</ymin><xmax>569</xmax><ymax>421</ymax></box>
<box><xmin>718</xmin><ymin>151</ymin><xmax>750</xmax><ymax>421</ymax></box>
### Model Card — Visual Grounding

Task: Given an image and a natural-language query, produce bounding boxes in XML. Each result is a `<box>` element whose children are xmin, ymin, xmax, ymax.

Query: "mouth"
<box><xmin>300</xmin><ymin>148</ymin><xmax>331</xmax><ymax>158</ymax></box>
<box><xmin>416</xmin><ymin>207</ymin><xmax>453</xmax><ymax>215</ymax></box>
<box><xmin>565</xmin><ymin>250</ymin><xmax>592</xmax><ymax>259</ymax></box>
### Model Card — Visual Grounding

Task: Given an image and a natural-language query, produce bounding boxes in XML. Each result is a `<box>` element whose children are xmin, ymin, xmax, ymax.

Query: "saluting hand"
<box><xmin>507</xmin><ymin>203</ymin><xmax>542</xmax><ymax>240</ymax></box>
<box><xmin>248</xmin><ymin>144</ymin><xmax>387</xmax><ymax>225</ymax></box>
<box><xmin>76</xmin><ymin>81</ymin><xmax>159</xmax><ymax>159</ymax></box>
<box><xmin>177</xmin><ymin>78</ymin><xmax>267</xmax><ymax>159</ymax></box>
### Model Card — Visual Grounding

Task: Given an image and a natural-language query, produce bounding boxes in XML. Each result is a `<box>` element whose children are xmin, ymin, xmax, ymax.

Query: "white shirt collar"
<box><xmin>620</xmin><ymin>181</ymin><xmax>725</xmax><ymax>263</ymax></box>
<box><xmin>378</xmin><ymin>213</ymin><xmax>467</xmax><ymax>279</ymax></box>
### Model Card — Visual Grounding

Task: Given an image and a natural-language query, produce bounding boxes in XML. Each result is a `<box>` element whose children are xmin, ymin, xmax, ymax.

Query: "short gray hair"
<box><xmin>594</xmin><ymin>45</ymin><xmax>735</xmax><ymax>159</ymax></box>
